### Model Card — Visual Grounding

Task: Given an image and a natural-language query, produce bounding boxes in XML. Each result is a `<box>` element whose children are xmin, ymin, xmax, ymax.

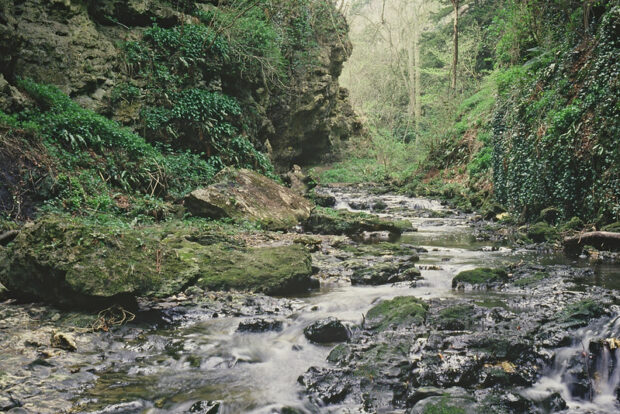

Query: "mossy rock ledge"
<box><xmin>452</xmin><ymin>268</ymin><xmax>509</xmax><ymax>289</ymax></box>
<box><xmin>0</xmin><ymin>216</ymin><xmax>317</xmax><ymax>309</ymax></box>
<box><xmin>304</xmin><ymin>207</ymin><xmax>413</xmax><ymax>236</ymax></box>
<box><xmin>184</xmin><ymin>167</ymin><xmax>313</xmax><ymax>231</ymax></box>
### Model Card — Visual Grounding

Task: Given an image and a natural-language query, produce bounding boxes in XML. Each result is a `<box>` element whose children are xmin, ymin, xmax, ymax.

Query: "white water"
<box><xmin>522</xmin><ymin>310</ymin><xmax>620</xmax><ymax>413</ymax></box>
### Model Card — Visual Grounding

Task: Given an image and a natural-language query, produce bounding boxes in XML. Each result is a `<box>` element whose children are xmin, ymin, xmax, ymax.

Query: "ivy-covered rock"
<box><xmin>0</xmin><ymin>215</ymin><xmax>317</xmax><ymax>308</ymax></box>
<box><xmin>304</xmin><ymin>207</ymin><xmax>413</xmax><ymax>236</ymax></box>
<box><xmin>185</xmin><ymin>167</ymin><xmax>313</xmax><ymax>230</ymax></box>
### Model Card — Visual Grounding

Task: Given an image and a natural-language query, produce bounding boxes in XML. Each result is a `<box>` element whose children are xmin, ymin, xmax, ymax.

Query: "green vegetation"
<box><xmin>452</xmin><ymin>268</ymin><xmax>508</xmax><ymax>288</ymax></box>
<box><xmin>1</xmin><ymin>80</ymin><xmax>220</xmax><ymax>220</ymax></box>
<box><xmin>0</xmin><ymin>214</ymin><xmax>315</xmax><ymax>308</ymax></box>
<box><xmin>435</xmin><ymin>304</ymin><xmax>476</xmax><ymax>330</ymax></box>
<box><xmin>423</xmin><ymin>397</ymin><xmax>467</xmax><ymax>414</ymax></box>
<box><xmin>305</xmin><ymin>206</ymin><xmax>413</xmax><ymax>235</ymax></box>
<box><xmin>330</xmin><ymin>0</ymin><xmax>619</xmax><ymax>229</ymax></box>
<box><xmin>514</xmin><ymin>272</ymin><xmax>549</xmax><ymax>287</ymax></box>
<box><xmin>365</xmin><ymin>296</ymin><xmax>428</xmax><ymax>331</ymax></box>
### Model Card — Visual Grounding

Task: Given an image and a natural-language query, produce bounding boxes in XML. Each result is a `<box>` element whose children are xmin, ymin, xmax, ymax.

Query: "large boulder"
<box><xmin>0</xmin><ymin>216</ymin><xmax>317</xmax><ymax>309</ymax></box>
<box><xmin>185</xmin><ymin>168</ymin><xmax>313</xmax><ymax>230</ymax></box>
<box><xmin>304</xmin><ymin>317</ymin><xmax>350</xmax><ymax>343</ymax></box>
<box><xmin>304</xmin><ymin>207</ymin><xmax>413</xmax><ymax>236</ymax></box>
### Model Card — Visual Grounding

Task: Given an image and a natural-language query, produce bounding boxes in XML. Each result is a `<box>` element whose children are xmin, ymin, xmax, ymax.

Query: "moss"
<box><xmin>0</xmin><ymin>214</ymin><xmax>316</xmax><ymax>308</ymax></box>
<box><xmin>365</xmin><ymin>296</ymin><xmax>428</xmax><ymax>331</ymax></box>
<box><xmin>514</xmin><ymin>271</ymin><xmax>548</xmax><ymax>286</ymax></box>
<box><xmin>473</xmin><ymin>299</ymin><xmax>508</xmax><ymax>309</ymax></box>
<box><xmin>339</xmin><ymin>242</ymin><xmax>416</xmax><ymax>257</ymax></box>
<box><xmin>452</xmin><ymin>268</ymin><xmax>508</xmax><ymax>288</ymax></box>
<box><xmin>327</xmin><ymin>344</ymin><xmax>350</xmax><ymax>364</ymax></box>
<box><xmin>305</xmin><ymin>207</ymin><xmax>413</xmax><ymax>236</ymax></box>
<box><xmin>558</xmin><ymin>300</ymin><xmax>606</xmax><ymax>325</ymax></box>
<box><xmin>194</xmin><ymin>243</ymin><xmax>316</xmax><ymax>295</ymax></box>
<box><xmin>559</xmin><ymin>216</ymin><xmax>585</xmax><ymax>232</ymax></box>
<box><xmin>435</xmin><ymin>304</ymin><xmax>476</xmax><ymax>330</ymax></box>
<box><xmin>423</xmin><ymin>398</ymin><xmax>467</xmax><ymax>414</ymax></box>
<box><xmin>526</xmin><ymin>222</ymin><xmax>558</xmax><ymax>243</ymax></box>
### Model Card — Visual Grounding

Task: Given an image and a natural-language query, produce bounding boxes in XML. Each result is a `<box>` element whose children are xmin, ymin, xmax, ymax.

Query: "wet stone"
<box><xmin>304</xmin><ymin>317</ymin><xmax>350</xmax><ymax>343</ymax></box>
<box><xmin>237</xmin><ymin>318</ymin><xmax>284</xmax><ymax>333</ymax></box>
<box><xmin>189</xmin><ymin>400</ymin><xmax>221</xmax><ymax>413</ymax></box>
<box><xmin>350</xmin><ymin>262</ymin><xmax>421</xmax><ymax>286</ymax></box>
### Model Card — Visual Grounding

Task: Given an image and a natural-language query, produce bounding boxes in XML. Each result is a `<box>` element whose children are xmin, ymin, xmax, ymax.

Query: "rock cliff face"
<box><xmin>0</xmin><ymin>0</ymin><xmax>361</xmax><ymax>169</ymax></box>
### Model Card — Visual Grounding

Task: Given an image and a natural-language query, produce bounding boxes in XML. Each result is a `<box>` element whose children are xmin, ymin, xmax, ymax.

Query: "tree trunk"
<box><xmin>564</xmin><ymin>231</ymin><xmax>620</xmax><ymax>256</ymax></box>
<box><xmin>407</xmin><ymin>33</ymin><xmax>417</xmax><ymax>122</ymax></box>
<box><xmin>451</xmin><ymin>0</ymin><xmax>459</xmax><ymax>91</ymax></box>
<box><xmin>413</xmin><ymin>25</ymin><xmax>421</xmax><ymax>125</ymax></box>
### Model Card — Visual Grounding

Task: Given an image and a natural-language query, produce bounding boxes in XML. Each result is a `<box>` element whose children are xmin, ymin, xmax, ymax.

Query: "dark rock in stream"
<box><xmin>300</xmin><ymin>264</ymin><xmax>618</xmax><ymax>413</ymax></box>
<box><xmin>237</xmin><ymin>318</ymin><xmax>284</xmax><ymax>333</ymax></box>
<box><xmin>304</xmin><ymin>317</ymin><xmax>350</xmax><ymax>343</ymax></box>
<box><xmin>350</xmin><ymin>262</ymin><xmax>422</xmax><ymax>286</ymax></box>
<box><xmin>188</xmin><ymin>400</ymin><xmax>221</xmax><ymax>413</ymax></box>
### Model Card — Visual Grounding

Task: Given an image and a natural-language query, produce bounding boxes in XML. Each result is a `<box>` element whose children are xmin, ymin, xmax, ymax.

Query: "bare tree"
<box><xmin>450</xmin><ymin>0</ymin><xmax>459</xmax><ymax>90</ymax></box>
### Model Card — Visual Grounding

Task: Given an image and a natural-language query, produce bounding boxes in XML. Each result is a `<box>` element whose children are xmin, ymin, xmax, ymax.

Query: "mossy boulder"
<box><xmin>184</xmin><ymin>168</ymin><xmax>313</xmax><ymax>231</ymax></box>
<box><xmin>191</xmin><ymin>243</ymin><xmax>317</xmax><ymax>295</ymax></box>
<box><xmin>559</xmin><ymin>216</ymin><xmax>585</xmax><ymax>232</ymax></box>
<box><xmin>526</xmin><ymin>222</ymin><xmax>558</xmax><ymax>243</ymax></box>
<box><xmin>452</xmin><ymin>268</ymin><xmax>509</xmax><ymax>289</ymax></box>
<box><xmin>304</xmin><ymin>207</ymin><xmax>413</xmax><ymax>236</ymax></box>
<box><xmin>350</xmin><ymin>262</ymin><xmax>421</xmax><ymax>286</ymax></box>
<box><xmin>365</xmin><ymin>296</ymin><xmax>428</xmax><ymax>331</ymax></box>
<box><xmin>0</xmin><ymin>215</ymin><xmax>316</xmax><ymax>308</ymax></box>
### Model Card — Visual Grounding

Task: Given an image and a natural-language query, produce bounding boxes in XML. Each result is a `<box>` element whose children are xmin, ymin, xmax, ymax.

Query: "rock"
<box><xmin>526</xmin><ymin>222</ymin><xmax>558</xmax><ymax>243</ymax></box>
<box><xmin>350</xmin><ymin>263</ymin><xmax>421</xmax><ymax>286</ymax></box>
<box><xmin>349</xmin><ymin>201</ymin><xmax>369</xmax><ymax>210</ymax></box>
<box><xmin>284</xmin><ymin>164</ymin><xmax>310</xmax><ymax>195</ymax></box>
<box><xmin>452</xmin><ymin>268</ymin><xmax>509</xmax><ymax>289</ymax></box>
<box><xmin>299</xmin><ymin>366</ymin><xmax>350</xmax><ymax>404</ymax></box>
<box><xmin>185</xmin><ymin>168</ymin><xmax>313</xmax><ymax>230</ymax></box>
<box><xmin>409</xmin><ymin>389</ymin><xmax>480</xmax><ymax>414</ymax></box>
<box><xmin>188</xmin><ymin>400</ymin><xmax>221</xmax><ymax>413</ymax></box>
<box><xmin>237</xmin><ymin>318</ymin><xmax>283</xmax><ymax>333</ymax></box>
<box><xmin>7</xmin><ymin>408</ymin><xmax>30</xmax><ymax>414</ymax></box>
<box><xmin>293</xmin><ymin>235</ymin><xmax>322</xmax><ymax>252</ymax></box>
<box><xmin>304</xmin><ymin>317</ymin><xmax>350</xmax><ymax>343</ymax></box>
<box><xmin>0</xmin><ymin>216</ymin><xmax>317</xmax><ymax>308</ymax></box>
<box><xmin>365</xmin><ymin>296</ymin><xmax>428</xmax><ymax>331</ymax></box>
<box><xmin>309</xmin><ymin>192</ymin><xmax>336</xmax><ymax>207</ymax></box>
<box><xmin>304</xmin><ymin>207</ymin><xmax>413</xmax><ymax>236</ymax></box>
<box><xmin>0</xmin><ymin>280</ymin><xmax>7</xmax><ymax>300</ymax></box>
<box><xmin>50</xmin><ymin>331</ymin><xmax>77</xmax><ymax>352</ymax></box>
<box><xmin>372</xmin><ymin>200</ymin><xmax>388</xmax><ymax>211</ymax></box>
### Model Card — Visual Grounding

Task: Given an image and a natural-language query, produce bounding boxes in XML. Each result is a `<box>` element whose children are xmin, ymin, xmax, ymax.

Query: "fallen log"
<box><xmin>563</xmin><ymin>231</ymin><xmax>620</xmax><ymax>255</ymax></box>
<box><xmin>0</xmin><ymin>230</ymin><xmax>19</xmax><ymax>246</ymax></box>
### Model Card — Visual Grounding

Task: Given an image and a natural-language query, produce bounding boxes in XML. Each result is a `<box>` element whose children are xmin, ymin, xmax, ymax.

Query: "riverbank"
<box><xmin>0</xmin><ymin>185</ymin><xmax>617</xmax><ymax>413</ymax></box>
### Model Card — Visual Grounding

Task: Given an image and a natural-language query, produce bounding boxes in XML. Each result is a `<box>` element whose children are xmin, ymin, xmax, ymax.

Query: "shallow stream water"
<box><xmin>0</xmin><ymin>186</ymin><xmax>617</xmax><ymax>413</ymax></box>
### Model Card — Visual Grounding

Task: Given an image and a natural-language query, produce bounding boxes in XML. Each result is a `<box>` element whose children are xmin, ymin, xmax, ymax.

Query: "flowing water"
<box><xmin>1</xmin><ymin>186</ymin><xmax>618</xmax><ymax>413</ymax></box>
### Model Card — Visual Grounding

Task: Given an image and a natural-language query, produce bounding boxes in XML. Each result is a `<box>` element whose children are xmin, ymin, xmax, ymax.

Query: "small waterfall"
<box><xmin>523</xmin><ymin>310</ymin><xmax>620</xmax><ymax>413</ymax></box>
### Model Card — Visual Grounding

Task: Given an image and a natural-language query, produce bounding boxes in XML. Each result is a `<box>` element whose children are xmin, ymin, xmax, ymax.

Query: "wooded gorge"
<box><xmin>0</xmin><ymin>1</ymin><xmax>618</xmax><ymax>413</ymax></box>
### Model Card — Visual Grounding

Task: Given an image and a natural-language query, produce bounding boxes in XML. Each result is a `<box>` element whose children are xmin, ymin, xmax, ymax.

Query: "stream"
<box><xmin>0</xmin><ymin>186</ymin><xmax>618</xmax><ymax>413</ymax></box>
